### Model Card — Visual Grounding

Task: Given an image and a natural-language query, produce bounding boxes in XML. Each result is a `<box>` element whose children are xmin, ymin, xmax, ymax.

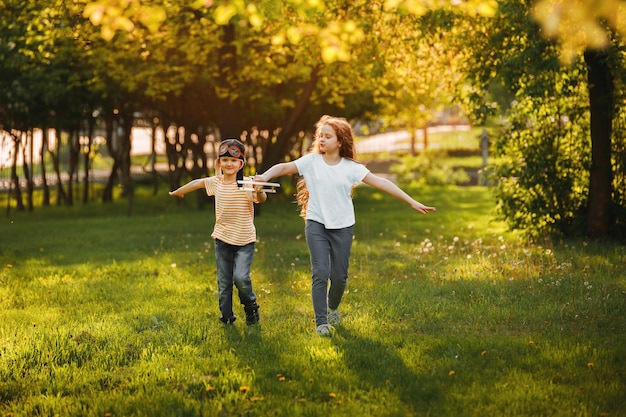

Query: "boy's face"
<box><xmin>219</xmin><ymin>156</ymin><xmax>243</xmax><ymax>174</ymax></box>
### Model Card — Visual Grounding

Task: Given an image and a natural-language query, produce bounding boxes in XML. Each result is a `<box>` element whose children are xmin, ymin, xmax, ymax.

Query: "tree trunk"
<box><xmin>119</xmin><ymin>111</ymin><xmax>134</xmax><ymax>215</ymax></box>
<box><xmin>82</xmin><ymin>119</ymin><xmax>94</xmax><ymax>204</ymax></box>
<box><xmin>48</xmin><ymin>126</ymin><xmax>67</xmax><ymax>206</ymax></box>
<box><xmin>102</xmin><ymin>113</ymin><xmax>117</xmax><ymax>202</ymax></box>
<box><xmin>66</xmin><ymin>129</ymin><xmax>80</xmax><ymax>206</ymax></box>
<box><xmin>218</xmin><ymin>24</ymin><xmax>241</xmax><ymax>139</ymax></box>
<box><xmin>260</xmin><ymin>67</ymin><xmax>319</xmax><ymax>172</ymax></box>
<box><xmin>41</xmin><ymin>127</ymin><xmax>50</xmax><ymax>206</ymax></box>
<box><xmin>584</xmin><ymin>49</ymin><xmax>614</xmax><ymax>237</ymax></box>
<box><xmin>9</xmin><ymin>131</ymin><xmax>24</xmax><ymax>212</ymax></box>
<box><xmin>22</xmin><ymin>131</ymin><xmax>34</xmax><ymax>211</ymax></box>
<box><xmin>150</xmin><ymin>121</ymin><xmax>159</xmax><ymax>195</ymax></box>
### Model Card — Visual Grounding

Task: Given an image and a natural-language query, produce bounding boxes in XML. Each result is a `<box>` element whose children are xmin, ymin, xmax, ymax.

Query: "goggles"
<box><xmin>219</xmin><ymin>143</ymin><xmax>244</xmax><ymax>160</ymax></box>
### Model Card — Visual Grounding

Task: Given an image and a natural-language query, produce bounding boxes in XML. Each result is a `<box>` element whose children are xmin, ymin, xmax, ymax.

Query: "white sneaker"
<box><xmin>328</xmin><ymin>309</ymin><xmax>341</xmax><ymax>326</ymax></box>
<box><xmin>316</xmin><ymin>324</ymin><xmax>333</xmax><ymax>336</ymax></box>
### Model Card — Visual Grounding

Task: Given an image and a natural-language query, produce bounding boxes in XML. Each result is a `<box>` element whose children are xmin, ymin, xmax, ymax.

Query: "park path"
<box><xmin>355</xmin><ymin>124</ymin><xmax>470</xmax><ymax>154</ymax></box>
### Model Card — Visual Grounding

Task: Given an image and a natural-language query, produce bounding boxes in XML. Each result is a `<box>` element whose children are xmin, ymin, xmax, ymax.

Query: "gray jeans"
<box><xmin>305</xmin><ymin>220</ymin><xmax>353</xmax><ymax>326</ymax></box>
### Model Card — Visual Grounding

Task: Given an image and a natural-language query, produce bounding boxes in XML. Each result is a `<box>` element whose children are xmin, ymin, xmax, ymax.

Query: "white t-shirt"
<box><xmin>295</xmin><ymin>153</ymin><xmax>370</xmax><ymax>229</ymax></box>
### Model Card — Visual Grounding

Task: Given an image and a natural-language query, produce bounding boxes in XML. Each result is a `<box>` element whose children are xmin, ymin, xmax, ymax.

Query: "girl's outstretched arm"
<box><xmin>255</xmin><ymin>162</ymin><xmax>299</xmax><ymax>182</ymax></box>
<box><xmin>169</xmin><ymin>178</ymin><xmax>205</xmax><ymax>198</ymax></box>
<box><xmin>362</xmin><ymin>173</ymin><xmax>436</xmax><ymax>214</ymax></box>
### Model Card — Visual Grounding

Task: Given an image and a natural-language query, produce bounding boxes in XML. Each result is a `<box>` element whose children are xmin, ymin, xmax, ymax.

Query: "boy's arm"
<box><xmin>362</xmin><ymin>173</ymin><xmax>436</xmax><ymax>214</ymax></box>
<box><xmin>169</xmin><ymin>178</ymin><xmax>206</xmax><ymax>198</ymax></box>
<box><xmin>253</xmin><ymin>184</ymin><xmax>267</xmax><ymax>204</ymax></box>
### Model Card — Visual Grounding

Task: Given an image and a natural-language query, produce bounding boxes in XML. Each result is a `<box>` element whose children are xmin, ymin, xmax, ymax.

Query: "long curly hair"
<box><xmin>296</xmin><ymin>115</ymin><xmax>358</xmax><ymax>218</ymax></box>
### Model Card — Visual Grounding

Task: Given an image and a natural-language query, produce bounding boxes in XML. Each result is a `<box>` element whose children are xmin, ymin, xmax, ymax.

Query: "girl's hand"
<box><xmin>411</xmin><ymin>201</ymin><xmax>436</xmax><ymax>214</ymax></box>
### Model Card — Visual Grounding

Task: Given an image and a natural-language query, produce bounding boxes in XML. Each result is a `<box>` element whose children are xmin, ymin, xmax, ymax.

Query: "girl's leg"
<box><xmin>215</xmin><ymin>239</ymin><xmax>236</xmax><ymax>323</ymax></box>
<box><xmin>305</xmin><ymin>220</ymin><xmax>332</xmax><ymax>326</ymax></box>
<box><xmin>327</xmin><ymin>225</ymin><xmax>354</xmax><ymax>311</ymax></box>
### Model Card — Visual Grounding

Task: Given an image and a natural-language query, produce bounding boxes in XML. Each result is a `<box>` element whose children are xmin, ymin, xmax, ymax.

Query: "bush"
<box><xmin>389</xmin><ymin>150</ymin><xmax>470</xmax><ymax>186</ymax></box>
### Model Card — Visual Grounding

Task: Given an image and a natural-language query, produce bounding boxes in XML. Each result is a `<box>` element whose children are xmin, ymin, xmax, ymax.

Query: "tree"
<box><xmin>456</xmin><ymin>0</ymin><xmax>626</xmax><ymax>239</ymax></box>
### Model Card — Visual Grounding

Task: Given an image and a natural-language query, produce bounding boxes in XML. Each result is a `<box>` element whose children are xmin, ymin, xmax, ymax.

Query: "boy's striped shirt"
<box><xmin>204</xmin><ymin>176</ymin><xmax>259</xmax><ymax>246</ymax></box>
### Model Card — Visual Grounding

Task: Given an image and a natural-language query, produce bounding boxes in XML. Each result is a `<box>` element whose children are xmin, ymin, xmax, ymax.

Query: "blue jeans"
<box><xmin>305</xmin><ymin>220</ymin><xmax>353</xmax><ymax>326</ymax></box>
<box><xmin>214</xmin><ymin>239</ymin><xmax>257</xmax><ymax>321</ymax></box>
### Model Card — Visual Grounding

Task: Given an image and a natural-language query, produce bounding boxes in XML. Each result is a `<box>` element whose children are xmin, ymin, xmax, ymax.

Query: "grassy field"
<box><xmin>1</xmin><ymin>184</ymin><xmax>625</xmax><ymax>417</ymax></box>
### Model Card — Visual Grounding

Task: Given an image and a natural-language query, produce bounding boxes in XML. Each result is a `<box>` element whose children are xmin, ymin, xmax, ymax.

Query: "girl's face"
<box><xmin>318</xmin><ymin>124</ymin><xmax>341</xmax><ymax>154</ymax></box>
<box><xmin>219</xmin><ymin>157</ymin><xmax>243</xmax><ymax>175</ymax></box>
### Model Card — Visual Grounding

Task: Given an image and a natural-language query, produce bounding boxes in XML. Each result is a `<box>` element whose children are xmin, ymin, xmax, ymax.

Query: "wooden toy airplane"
<box><xmin>237</xmin><ymin>180</ymin><xmax>281</xmax><ymax>193</ymax></box>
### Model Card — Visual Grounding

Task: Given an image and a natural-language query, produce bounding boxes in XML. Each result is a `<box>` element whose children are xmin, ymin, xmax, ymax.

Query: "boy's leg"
<box><xmin>215</xmin><ymin>239</ymin><xmax>236</xmax><ymax>323</ymax></box>
<box><xmin>305</xmin><ymin>220</ymin><xmax>332</xmax><ymax>327</ymax></box>
<box><xmin>232</xmin><ymin>242</ymin><xmax>260</xmax><ymax>325</ymax></box>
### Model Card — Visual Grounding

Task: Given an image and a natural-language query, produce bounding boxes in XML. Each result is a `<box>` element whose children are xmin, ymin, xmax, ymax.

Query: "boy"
<box><xmin>169</xmin><ymin>139</ymin><xmax>267</xmax><ymax>325</ymax></box>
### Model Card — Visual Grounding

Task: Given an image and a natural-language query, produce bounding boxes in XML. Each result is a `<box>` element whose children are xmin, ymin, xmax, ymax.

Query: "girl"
<box><xmin>255</xmin><ymin>115</ymin><xmax>435</xmax><ymax>336</ymax></box>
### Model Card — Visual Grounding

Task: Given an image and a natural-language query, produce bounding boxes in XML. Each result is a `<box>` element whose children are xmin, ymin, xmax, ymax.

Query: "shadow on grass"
<box><xmin>331</xmin><ymin>327</ymin><xmax>442</xmax><ymax>412</ymax></box>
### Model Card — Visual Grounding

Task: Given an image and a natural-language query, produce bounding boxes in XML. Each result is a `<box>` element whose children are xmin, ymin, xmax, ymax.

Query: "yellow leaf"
<box><xmin>84</xmin><ymin>4</ymin><xmax>105</xmax><ymax>25</ymax></box>
<box><xmin>139</xmin><ymin>6</ymin><xmax>167</xmax><ymax>33</ymax></box>
<box><xmin>475</xmin><ymin>0</ymin><xmax>498</xmax><ymax>17</ymax></box>
<box><xmin>287</xmin><ymin>27</ymin><xmax>303</xmax><ymax>44</ymax></box>
<box><xmin>101</xmin><ymin>26</ymin><xmax>115</xmax><ymax>41</ymax></box>
<box><xmin>214</xmin><ymin>4</ymin><xmax>238</xmax><ymax>25</ymax></box>
<box><xmin>271</xmin><ymin>33</ymin><xmax>285</xmax><ymax>45</ymax></box>
<box><xmin>321</xmin><ymin>45</ymin><xmax>338</xmax><ymax>63</ymax></box>
<box><xmin>249</xmin><ymin>14</ymin><xmax>263</xmax><ymax>28</ymax></box>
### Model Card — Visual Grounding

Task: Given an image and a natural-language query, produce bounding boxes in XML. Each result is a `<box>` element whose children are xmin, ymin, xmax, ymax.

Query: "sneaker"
<box><xmin>244</xmin><ymin>304</ymin><xmax>260</xmax><ymax>326</ymax></box>
<box><xmin>316</xmin><ymin>324</ymin><xmax>333</xmax><ymax>337</ymax></box>
<box><xmin>220</xmin><ymin>315</ymin><xmax>237</xmax><ymax>325</ymax></box>
<box><xmin>328</xmin><ymin>309</ymin><xmax>341</xmax><ymax>326</ymax></box>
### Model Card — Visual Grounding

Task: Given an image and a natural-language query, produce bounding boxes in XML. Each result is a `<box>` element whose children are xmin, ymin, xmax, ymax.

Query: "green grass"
<box><xmin>1</xmin><ymin>185</ymin><xmax>625</xmax><ymax>417</ymax></box>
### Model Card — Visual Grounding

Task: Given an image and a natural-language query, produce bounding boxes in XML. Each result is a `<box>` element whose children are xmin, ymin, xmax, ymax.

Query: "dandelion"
<box><xmin>278</xmin><ymin>376</ymin><xmax>286</xmax><ymax>382</ymax></box>
<box><xmin>5</xmin><ymin>264</ymin><xmax>12</xmax><ymax>268</ymax></box>
<box><xmin>329</xmin><ymin>393</ymin><xmax>337</xmax><ymax>398</ymax></box>
<box><xmin>239</xmin><ymin>386</ymin><xmax>250</xmax><ymax>392</ymax></box>
<box><xmin>171</xmin><ymin>263</ymin><xmax>177</xmax><ymax>268</ymax></box>
<box><xmin>587</xmin><ymin>362</ymin><xmax>594</xmax><ymax>368</ymax></box>
<box><xmin>481</xmin><ymin>350</ymin><xmax>487</xmax><ymax>356</ymax></box>
<box><xmin>205</xmin><ymin>385</ymin><xmax>215</xmax><ymax>392</ymax></box>
<box><xmin>449</xmin><ymin>370</ymin><xmax>455</xmax><ymax>376</ymax></box>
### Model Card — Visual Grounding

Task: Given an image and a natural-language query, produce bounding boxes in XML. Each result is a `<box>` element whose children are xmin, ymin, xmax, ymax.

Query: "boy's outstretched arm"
<box><xmin>169</xmin><ymin>178</ymin><xmax>205</xmax><ymax>198</ymax></box>
<box><xmin>362</xmin><ymin>173</ymin><xmax>436</xmax><ymax>214</ymax></box>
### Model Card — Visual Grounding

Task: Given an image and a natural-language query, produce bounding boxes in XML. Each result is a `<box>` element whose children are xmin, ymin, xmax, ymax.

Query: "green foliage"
<box><xmin>1</xmin><ymin>185</ymin><xmax>624</xmax><ymax>416</ymax></box>
<box><xmin>490</xmin><ymin>66</ymin><xmax>594</xmax><ymax>238</ymax></box>
<box><xmin>390</xmin><ymin>151</ymin><xmax>470</xmax><ymax>186</ymax></box>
